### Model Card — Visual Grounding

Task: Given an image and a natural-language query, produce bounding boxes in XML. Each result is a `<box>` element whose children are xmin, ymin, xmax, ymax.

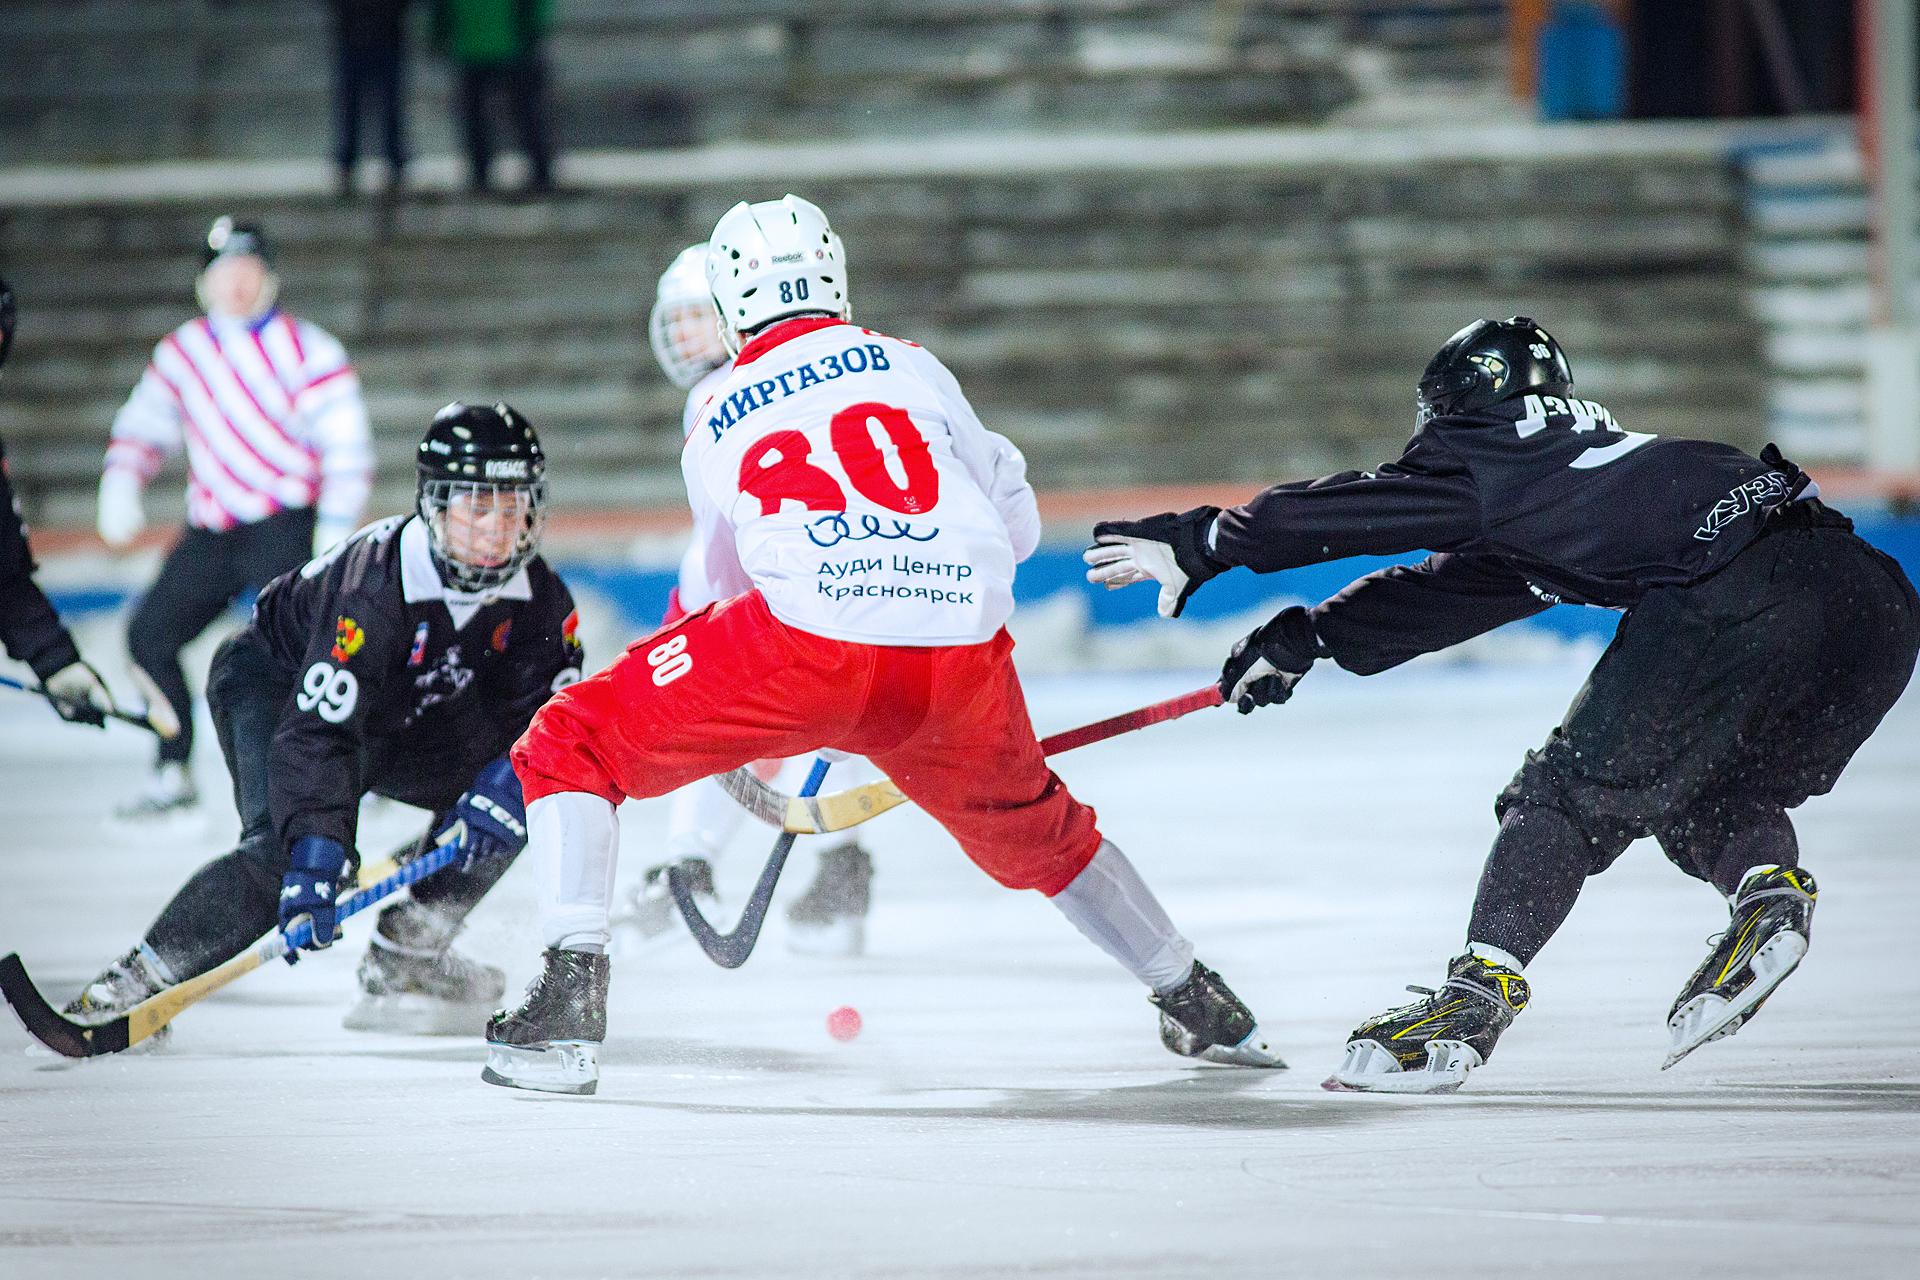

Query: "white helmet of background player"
<box><xmin>705</xmin><ymin>195</ymin><xmax>850</xmax><ymax>355</ymax></box>
<box><xmin>648</xmin><ymin>244</ymin><xmax>731</xmax><ymax>388</ymax></box>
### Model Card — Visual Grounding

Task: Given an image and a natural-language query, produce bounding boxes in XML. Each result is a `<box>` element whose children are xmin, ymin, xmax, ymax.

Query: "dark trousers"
<box><xmin>333</xmin><ymin>41</ymin><xmax>409</xmax><ymax>174</ymax></box>
<box><xmin>143</xmin><ymin>629</ymin><xmax>515</xmax><ymax>983</ymax></box>
<box><xmin>456</xmin><ymin>57</ymin><xmax>553</xmax><ymax>191</ymax></box>
<box><xmin>1470</xmin><ymin>515</ymin><xmax>1920</xmax><ymax>963</ymax></box>
<box><xmin>127</xmin><ymin>509</ymin><xmax>315</xmax><ymax>766</ymax></box>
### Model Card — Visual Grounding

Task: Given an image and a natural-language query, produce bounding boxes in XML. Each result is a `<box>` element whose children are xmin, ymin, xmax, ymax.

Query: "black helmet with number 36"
<box><xmin>416</xmin><ymin>402</ymin><xmax>548</xmax><ymax>592</ymax></box>
<box><xmin>1416</xmin><ymin>317</ymin><xmax>1574</xmax><ymax>427</ymax></box>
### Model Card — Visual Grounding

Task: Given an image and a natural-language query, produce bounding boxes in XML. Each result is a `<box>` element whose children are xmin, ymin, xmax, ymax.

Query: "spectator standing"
<box><xmin>433</xmin><ymin>0</ymin><xmax>557</xmax><ymax>195</ymax></box>
<box><xmin>96</xmin><ymin>218</ymin><xmax>374</xmax><ymax>821</ymax></box>
<box><xmin>327</xmin><ymin>0</ymin><xmax>415</xmax><ymax>199</ymax></box>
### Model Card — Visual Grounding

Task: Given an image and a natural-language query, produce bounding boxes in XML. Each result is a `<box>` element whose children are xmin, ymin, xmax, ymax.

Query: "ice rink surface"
<box><xmin>3</xmin><ymin>659</ymin><xmax>1916</xmax><ymax>1278</ymax></box>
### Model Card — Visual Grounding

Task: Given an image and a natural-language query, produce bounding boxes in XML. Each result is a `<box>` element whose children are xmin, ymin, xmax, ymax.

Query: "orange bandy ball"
<box><xmin>826</xmin><ymin>1005</ymin><xmax>862</xmax><ymax>1041</ymax></box>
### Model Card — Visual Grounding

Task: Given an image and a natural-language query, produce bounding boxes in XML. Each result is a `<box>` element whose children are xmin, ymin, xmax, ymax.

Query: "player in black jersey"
<box><xmin>1</xmin><ymin>276</ymin><xmax>118</xmax><ymax>730</ymax></box>
<box><xmin>62</xmin><ymin>402</ymin><xmax>583</xmax><ymax>1046</ymax></box>
<box><xmin>1088</xmin><ymin>317</ymin><xmax>1920</xmax><ymax>1091</ymax></box>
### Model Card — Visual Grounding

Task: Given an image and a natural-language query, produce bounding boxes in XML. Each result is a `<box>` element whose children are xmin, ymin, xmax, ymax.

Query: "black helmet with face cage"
<box><xmin>416</xmin><ymin>402</ymin><xmax>547</xmax><ymax>591</ymax></box>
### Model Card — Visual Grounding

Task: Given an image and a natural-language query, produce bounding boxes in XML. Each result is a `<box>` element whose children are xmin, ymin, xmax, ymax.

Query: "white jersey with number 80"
<box><xmin>682</xmin><ymin>320</ymin><xmax>1040</xmax><ymax>647</ymax></box>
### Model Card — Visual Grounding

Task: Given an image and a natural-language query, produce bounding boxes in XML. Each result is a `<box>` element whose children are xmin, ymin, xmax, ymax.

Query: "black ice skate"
<box><xmin>343</xmin><ymin>901</ymin><xmax>506</xmax><ymax>1036</ymax></box>
<box><xmin>1150</xmin><ymin>961</ymin><xmax>1286</xmax><ymax>1067</ymax></box>
<box><xmin>613</xmin><ymin>857</ymin><xmax>714</xmax><ymax>947</ymax></box>
<box><xmin>62</xmin><ymin>947</ymin><xmax>174</xmax><ymax>1052</ymax></box>
<box><xmin>1664</xmin><ymin>865</ymin><xmax>1816</xmax><ymax>1070</ymax></box>
<box><xmin>785</xmin><ymin>840</ymin><xmax>872</xmax><ymax>957</ymax></box>
<box><xmin>1325</xmin><ymin>952</ymin><xmax>1530</xmax><ymax>1094</ymax></box>
<box><xmin>481</xmin><ymin>947</ymin><xmax>609</xmax><ymax>1096</ymax></box>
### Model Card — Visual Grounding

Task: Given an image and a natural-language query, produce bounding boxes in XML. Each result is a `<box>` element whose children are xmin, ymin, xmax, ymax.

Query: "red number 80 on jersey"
<box><xmin>737</xmin><ymin>402</ymin><xmax>940</xmax><ymax>518</ymax></box>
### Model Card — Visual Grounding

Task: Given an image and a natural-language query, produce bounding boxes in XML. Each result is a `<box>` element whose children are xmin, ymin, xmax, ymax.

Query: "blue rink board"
<box><xmin>48</xmin><ymin>514</ymin><xmax>1920</xmax><ymax>651</ymax></box>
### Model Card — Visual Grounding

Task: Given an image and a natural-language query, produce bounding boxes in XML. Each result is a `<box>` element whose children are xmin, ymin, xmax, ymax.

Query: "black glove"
<box><xmin>41</xmin><ymin>660</ymin><xmax>112</xmax><ymax>728</ymax></box>
<box><xmin>1083</xmin><ymin>506</ymin><xmax>1225</xmax><ymax>619</ymax></box>
<box><xmin>1219</xmin><ymin>606</ymin><xmax>1328</xmax><ymax>714</ymax></box>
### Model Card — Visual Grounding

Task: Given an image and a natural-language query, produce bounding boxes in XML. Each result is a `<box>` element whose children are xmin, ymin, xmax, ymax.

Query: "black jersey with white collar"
<box><xmin>246</xmin><ymin>514</ymin><xmax>582</xmax><ymax>852</ymax></box>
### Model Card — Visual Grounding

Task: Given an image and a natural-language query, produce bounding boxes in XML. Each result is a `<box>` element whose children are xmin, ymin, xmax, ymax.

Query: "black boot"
<box><xmin>785</xmin><ymin>840</ymin><xmax>873</xmax><ymax>957</ymax></box>
<box><xmin>344</xmin><ymin>900</ymin><xmax>506</xmax><ymax>1035</ymax></box>
<box><xmin>63</xmin><ymin>946</ymin><xmax>174</xmax><ymax>1052</ymax></box>
<box><xmin>1665</xmin><ymin>865</ymin><xmax>1816</xmax><ymax>1069</ymax></box>
<box><xmin>1326</xmin><ymin>951</ymin><xmax>1529</xmax><ymax>1094</ymax></box>
<box><xmin>615</xmin><ymin>857</ymin><xmax>714</xmax><ymax>946</ymax></box>
<box><xmin>481</xmin><ymin>948</ymin><xmax>610</xmax><ymax>1095</ymax></box>
<box><xmin>1150</xmin><ymin>961</ymin><xmax>1286</xmax><ymax>1067</ymax></box>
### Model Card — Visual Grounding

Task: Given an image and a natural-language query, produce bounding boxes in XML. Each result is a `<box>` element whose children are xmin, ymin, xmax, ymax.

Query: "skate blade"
<box><xmin>1194</xmin><ymin>1024</ymin><xmax>1288</xmax><ymax>1069</ymax></box>
<box><xmin>480</xmin><ymin>1040</ymin><xmax>599</xmax><ymax>1095</ymax></box>
<box><xmin>343</xmin><ymin>993</ymin><xmax>496</xmax><ymax>1037</ymax></box>
<box><xmin>785</xmin><ymin>917</ymin><xmax>866</xmax><ymax>958</ymax></box>
<box><xmin>1663</xmin><ymin>930</ymin><xmax>1808</xmax><ymax>1070</ymax></box>
<box><xmin>1323</xmin><ymin>1038</ymin><xmax>1479</xmax><ymax>1094</ymax></box>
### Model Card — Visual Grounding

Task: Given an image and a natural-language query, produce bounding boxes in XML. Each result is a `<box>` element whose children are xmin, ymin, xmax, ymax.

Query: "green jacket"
<box><xmin>432</xmin><ymin>0</ymin><xmax>552</xmax><ymax>65</ymax></box>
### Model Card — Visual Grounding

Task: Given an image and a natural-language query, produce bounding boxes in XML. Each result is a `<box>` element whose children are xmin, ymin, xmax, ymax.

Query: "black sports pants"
<box><xmin>456</xmin><ymin>57</ymin><xmax>553</xmax><ymax>191</ymax></box>
<box><xmin>127</xmin><ymin>509</ymin><xmax>314</xmax><ymax>766</ymax></box>
<box><xmin>1470</xmin><ymin>513</ymin><xmax>1920</xmax><ymax>963</ymax></box>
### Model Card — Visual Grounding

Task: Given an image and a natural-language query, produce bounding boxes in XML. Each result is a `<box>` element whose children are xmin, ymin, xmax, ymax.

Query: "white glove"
<box><xmin>1082</xmin><ymin>510</ymin><xmax>1224</xmax><ymax>619</ymax></box>
<box><xmin>43</xmin><ymin>660</ymin><xmax>114</xmax><ymax>727</ymax></box>
<box><xmin>97</xmin><ymin>468</ymin><xmax>146</xmax><ymax>549</ymax></box>
<box><xmin>312</xmin><ymin>515</ymin><xmax>357</xmax><ymax>558</ymax></box>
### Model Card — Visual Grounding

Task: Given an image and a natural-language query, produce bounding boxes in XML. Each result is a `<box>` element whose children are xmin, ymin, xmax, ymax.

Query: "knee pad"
<box><xmin>231</xmin><ymin>830</ymin><xmax>294</xmax><ymax>903</ymax></box>
<box><xmin>1497</xmin><ymin>751</ymin><xmax>1636</xmax><ymax>877</ymax></box>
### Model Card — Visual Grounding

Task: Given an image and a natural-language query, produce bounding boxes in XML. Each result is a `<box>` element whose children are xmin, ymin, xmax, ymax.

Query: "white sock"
<box><xmin>1467</xmin><ymin>941</ymin><xmax>1525</xmax><ymax>974</ymax></box>
<box><xmin>532</xmin><ymin>792</ymin><xmax>622</xmax><ymax>953</ymax></box>
<box><xmin>1049</xmin><ymin>841</ymin><xmax>1196</xmax><ymax>994</ymax></box>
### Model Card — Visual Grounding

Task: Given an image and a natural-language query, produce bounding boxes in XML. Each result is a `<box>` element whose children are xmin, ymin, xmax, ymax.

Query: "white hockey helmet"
<box><xmin>648</xmin><ymin>243</ymin><xmax>731</xmax><ymax>389</ymax></box>
<box><xmin>705</xmin><ymin>195</ymin><xmax>850</xmax><ymax>354</ymax></box>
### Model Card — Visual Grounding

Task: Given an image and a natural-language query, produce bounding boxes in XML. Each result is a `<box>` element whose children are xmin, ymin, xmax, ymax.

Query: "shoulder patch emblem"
<box><xmin>562</xmin><ymin>609</ymin><xmax>581</xmax><ymax>651</ymax></box>
<box><xmin>331</xmin><ymin>616</ymin><xmax>366</xmax><ymax>662</ymax></box>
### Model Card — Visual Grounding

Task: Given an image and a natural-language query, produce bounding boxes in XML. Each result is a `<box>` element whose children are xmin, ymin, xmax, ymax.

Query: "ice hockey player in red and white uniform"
<box><xmin>620</xmin><ymin>243</ymin><xmax>877</xmax><ymax>956</ymax></box>
<box><xmin>97</xmin><ymin>217</ymin><xmax>374</xmax><ymax>820</ymax></box>
<box><xmin>484</xmin><ymin>196</ymin><xmax>1284</xmax><ymax>1094</ymax></box>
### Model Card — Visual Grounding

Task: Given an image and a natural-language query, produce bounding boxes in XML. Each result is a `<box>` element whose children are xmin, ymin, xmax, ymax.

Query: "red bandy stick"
<box><xmin>1039</xmin><ymin>684</ymin><xmax>1224</xmax><ymax>756</ymax></box>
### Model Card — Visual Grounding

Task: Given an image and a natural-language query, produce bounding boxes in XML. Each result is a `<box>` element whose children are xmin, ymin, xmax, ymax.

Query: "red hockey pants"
<box><xmin>512</xmin><ymin>591</ymin><xmax>1101</xmax><ymax>895</ymax></box>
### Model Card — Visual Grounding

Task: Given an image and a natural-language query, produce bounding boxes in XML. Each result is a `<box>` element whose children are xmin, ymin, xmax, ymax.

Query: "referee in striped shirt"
<box><xmin>97</xmin><ymin>216</ymin><xmax>373</xmax><ymax>820</ymax></box>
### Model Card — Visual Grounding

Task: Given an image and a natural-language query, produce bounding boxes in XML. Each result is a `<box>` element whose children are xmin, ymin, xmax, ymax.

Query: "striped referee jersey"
<box><xmin>104</xmin><ymin>308</ymin><xmax>372</xmax><ymax>532</ymax></box>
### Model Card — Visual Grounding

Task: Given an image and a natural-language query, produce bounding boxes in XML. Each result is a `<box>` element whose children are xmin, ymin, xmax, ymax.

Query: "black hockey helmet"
<box><xmin>416</xmin><ymin>402</ymin><xmax>548</xmax><ymax>592</ymax></box>
<box><xmin>1416</xmin><ymin>317</ymin><xmax>1573</xmax><ymax>426</ymax></box>
<box><xmin>0</xmin><ymin>276</ymin><xmax>15</xmax><ymax>375</ymax></box>
<box><xmin>202</xmin><ymin>215</ymin><xmax>273</xmax><ymax>269</ymax></box>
